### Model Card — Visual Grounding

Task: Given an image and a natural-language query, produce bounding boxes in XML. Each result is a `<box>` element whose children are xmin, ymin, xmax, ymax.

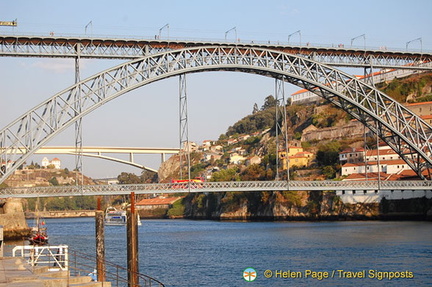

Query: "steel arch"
<box><xmin>1</xmin><ymin>46</ymin><xmax>431</xmax><ymax>184</ymax></box>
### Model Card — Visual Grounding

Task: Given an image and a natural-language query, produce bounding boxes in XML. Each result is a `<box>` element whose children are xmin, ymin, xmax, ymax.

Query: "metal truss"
<box><xmin>275</xmin><ymin>77</ymin><xmax>289</xmax><ymax>180</ymax></box>
<box><xmin>1</xmin><ymin>46</ymin><xmax>432</xmax><ymax>185</ymax></box>
<box><xmin>0</xmin><ymin>35</ymin><xmax>431</xmax><ymax>70</ymax></box>
<box><xmin>179</xmin><ymin>74</ymin><xmax>191</xmax><ymax>181</ymax></box>
<box><xmin>1</xmin><ymin>180</ymin><xmax>431</xmax><ymax>198</ymax></box>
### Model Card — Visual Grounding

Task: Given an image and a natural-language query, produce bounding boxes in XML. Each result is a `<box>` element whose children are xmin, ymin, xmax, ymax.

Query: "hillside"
<box><xmin>376</xmin><ymin>72</ymin><xmax>432</xmax><ymax>103</ymax></box>
<box><xmin>3</xmin><ymin>167</ymin><xmax>97</xmax><ymax>188</ymax></box>
<box><xmin>156</xmin><ymin>71</ymin><xmax>432</xmax><ymax>221</ymax></box>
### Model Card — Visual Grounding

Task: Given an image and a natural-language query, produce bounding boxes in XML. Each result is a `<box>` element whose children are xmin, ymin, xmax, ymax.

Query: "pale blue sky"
<box><xmin>1</xmin><ymin>0</ymin><xmax>431</xmax><ymax>178</ymax></box>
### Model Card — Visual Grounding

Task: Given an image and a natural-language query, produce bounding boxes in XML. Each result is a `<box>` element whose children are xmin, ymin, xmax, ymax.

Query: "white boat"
<box><xmin>105</xmin><ymin>207</ymin><xmax>142</xmax><ymax>226</ymax></box>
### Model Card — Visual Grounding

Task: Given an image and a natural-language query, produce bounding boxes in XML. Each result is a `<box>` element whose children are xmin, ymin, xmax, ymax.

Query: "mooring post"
<box><xmin>95</xmin><ymin>197</ymin><xmax>106</xmax><ymax>282</ymax></box>
<box><xmin>127</xmin><ymin>192</ymin><xmax>139</xmax><ymax>287</ymax></box>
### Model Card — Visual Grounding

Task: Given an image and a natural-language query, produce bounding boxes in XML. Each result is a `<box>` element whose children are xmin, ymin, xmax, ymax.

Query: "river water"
<box><xmin>14</xmin><ymin>218</ymin><xmax>432</xmax><ymax>286</ymax></box>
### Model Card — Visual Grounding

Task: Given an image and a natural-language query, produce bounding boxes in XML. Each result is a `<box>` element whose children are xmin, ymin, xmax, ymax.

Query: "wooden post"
<box><xmin>127</xmin><ymin>192</ymin><xmax>139</xmax><ymax>287</ymax></box>
<box><xmin>95</xmin><ymin>197</ymin><xmax>105</xmax><ymax>282</ymax></box>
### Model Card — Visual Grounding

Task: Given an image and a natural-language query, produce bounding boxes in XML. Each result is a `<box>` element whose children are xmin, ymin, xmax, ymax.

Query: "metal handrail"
<box><xmin>12</xmin><ymin>245</ymin><xmax>69</xmax><ymax>271</ymax></box>
<box><xmin>11</xmin><ymin>245</ymin><xmax>164</xmax><ymax>287</ymax></box>
<box><xmin>69</xmin><ymin>249</ymin><xmax>165</xmax><ymax>287</ymax></box>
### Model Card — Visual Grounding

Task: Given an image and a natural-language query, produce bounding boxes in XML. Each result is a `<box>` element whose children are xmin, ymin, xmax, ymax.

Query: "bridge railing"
<box><xmin>1</xmin><ymin>32</ymin><xmax>430</xmax><ymax>54</ymax></box>
<box><xmin>1</xmin><ymin>180</ymin><xmax>431</xmax><ymax>197</ymax></box>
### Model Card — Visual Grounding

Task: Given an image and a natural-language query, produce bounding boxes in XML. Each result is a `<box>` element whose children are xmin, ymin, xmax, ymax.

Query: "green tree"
<box><xmin>261</xmin><ymin>95</ymin><xmax>277</xmax><ymax>110</ymax></box>
<box><xmin>252</xmin><ymin>103</ymin><xmax>259</xmax><ymax>114</ymax></box>
<box><xmin>211</xmin><ymin>168</ymin><xmax>240</xmax><ymax>182</ymax></box>
<box><xmin>316</xmin><ymin>141</ymin><xmax>341</xmax><ymax>167</ymax></box>
<box><xmin>49</xmin><ymin>177</ymin><xmax>59</xmax><ymax>186</ymax></box>
<box><xmin>322</xmin><ymin>166</ymin><xmax>336</xmax><ymax>179</ymax></box>
<box><xmin>140</xmin><ymin>170</ymin><xmax>158</xmax><ymax>183</ymax></box>
<box><xmin>241</xmin><ymin>164</ymin><xmax>266</xmax><ymax>181</ymax></box>
<box><xmin>117</xmin><ymin>172</ymin><xmax>142</xmax><ymax>184</ymax></box>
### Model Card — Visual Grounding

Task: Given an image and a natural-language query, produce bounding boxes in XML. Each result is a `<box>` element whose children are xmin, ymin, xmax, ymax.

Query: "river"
<box><xmin>13</xmin><ymin>218</ymin><xmax>432</xmax><ymax>286</ymax></box>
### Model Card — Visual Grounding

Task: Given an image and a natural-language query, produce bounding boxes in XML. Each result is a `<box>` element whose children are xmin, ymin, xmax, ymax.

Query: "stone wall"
<box><xmin>0</xmin><ymin>198</ymin><xmax>31</xmax><ymax>240</ymax></box>
<box><xmin>301</xmin><ymin>121</ymin><xmax>365</xmax><ymax>142</ymax></box>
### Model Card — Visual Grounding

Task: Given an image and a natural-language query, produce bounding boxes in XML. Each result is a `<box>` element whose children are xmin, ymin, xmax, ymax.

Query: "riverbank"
<box><xmin>25</xmin><ymin>210</ymin><xmax>95</xmax><ymax>219</ymax></box>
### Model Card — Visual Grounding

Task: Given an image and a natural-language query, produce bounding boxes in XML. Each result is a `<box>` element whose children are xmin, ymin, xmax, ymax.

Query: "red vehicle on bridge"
<box><xmin>171</xmin><ymin>177</ymin><xmax>205</xmax><ymax>189</ymax></box>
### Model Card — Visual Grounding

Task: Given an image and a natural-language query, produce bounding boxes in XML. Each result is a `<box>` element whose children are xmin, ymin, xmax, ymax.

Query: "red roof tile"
<box><xmin>136</xmin><ymin>197</ymin><xmax>182</xmax><ymax>206</ymax></box>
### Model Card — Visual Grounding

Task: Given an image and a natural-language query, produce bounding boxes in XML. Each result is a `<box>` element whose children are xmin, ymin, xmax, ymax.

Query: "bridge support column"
<box><xmin>75</xmin><ymin>42</ymin><xmax>84</xmax><ymax>187</ymax></box>
<box><xmin>275</xmin><ymin>77</ymin><xmax>289</xmax><ymax>182</ymax></box>
<box><xmin>179</xmin><ymin>74</ymin><xmax>191</xmax><ymax>183</ymax></box>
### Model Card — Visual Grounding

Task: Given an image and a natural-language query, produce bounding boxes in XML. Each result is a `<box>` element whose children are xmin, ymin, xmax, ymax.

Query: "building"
<box><xmin>339</xmin><ymin>145</ymin><xmax>401</xmax><ymax>165</ymax></box>
<box><xmin>279</xmin><ymin>147</ymin><xmax>314</xmax><ymax>169</ymax></box>
<box><xmin>229</xmin><ymin>153</ymin><xmax>246</xmax><ymax>164</ymax></box>
<box><xmin>405</xmin><ymin>101</ymin><xmax>432</xmax><ymax>125</ymax></box>
<box><xmin>341</xmin><ymin>159</ymin><xmax>410</xmax><ymax>177</ymax></box>
<box><xmin>290</xmin><ymin>88</ymin><xmax>322</xmax><ymax>105</ymax></box>
<box><xmin>136</xmin><ymin>196</ymin><xmax>183</xmax><ymax>210</ymax></box>
<box><xmin>246</xmin><ymin>155</ymin><xmax>262</xmax><ymax>166</ymax></box>
<box><xmin>41</xmin><ymin>157</ymin><xmax>61</xmax><ymax>169</ymax></box>
<box><xmin>339</xmin><ymin>147</ymin><xmax>365</xmax><ymax>164</ymax></box>
<box><xmin>201</xmin><ymin>140</ymin><xmax>213</xmax><ymax>151</ymax></box>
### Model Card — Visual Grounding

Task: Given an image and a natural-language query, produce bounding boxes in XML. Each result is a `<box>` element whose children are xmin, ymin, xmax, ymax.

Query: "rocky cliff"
<box><xmin>177</xmin><ymin>191</ymin><xmax>432</xmax><ymax>221</ymax></box>
<box><xmin>181</xmin><ymin>191</ymin><xmax>380</xmax><ymax>221</ymax></box>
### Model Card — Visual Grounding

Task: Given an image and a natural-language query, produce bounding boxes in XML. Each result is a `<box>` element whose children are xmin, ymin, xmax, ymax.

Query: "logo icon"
<box><xmin>243</xmin><ymin>267</ymin><xmax>257</xmax><ymax>282</ymax></box>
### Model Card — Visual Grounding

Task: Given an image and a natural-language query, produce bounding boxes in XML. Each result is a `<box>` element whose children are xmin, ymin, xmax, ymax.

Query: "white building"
<box><xmin>229</xmin><ymin>153</ymin><xmax>246</xmax><ymax>164</ymax></box>
<box><xmin>336</xmin><ymin>188</ymin><xmax>432</xmax><ymax>204</ymax></box>
<box><xmin>41</xmin><ymin>157</ymin><xmax>61</xmax><ymax>169</ymax></box>
<box><xmin>341</xmin><ymin>159</ymin><xmax>410</xmax><ymax>177</ymax></box>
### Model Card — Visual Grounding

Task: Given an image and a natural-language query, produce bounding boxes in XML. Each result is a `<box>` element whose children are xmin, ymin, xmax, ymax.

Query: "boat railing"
<box><xmin>12</xmin><ymin>245</ymin><xmax>164</xmax><ymax>287</ymax></box>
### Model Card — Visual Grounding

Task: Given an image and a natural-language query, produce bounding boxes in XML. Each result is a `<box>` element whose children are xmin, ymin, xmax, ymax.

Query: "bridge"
<box><xmin>1</xmin><ymin>34</ymin><xmax>432</xmax><ymax>190</ymax></box>
<box><xmin>1</xmin><ymin>35</ymin><xmax>431</xmax><ymax>70</ymax></box>
<box><xmin>1</xmin><ymin>180</ymin><xmax>431</xmax><ymax>198</ymax></box>
<box><xmin>9</xmin><ymin>146</ymin><xmax>180</xmax><ymax>172</ymax></box>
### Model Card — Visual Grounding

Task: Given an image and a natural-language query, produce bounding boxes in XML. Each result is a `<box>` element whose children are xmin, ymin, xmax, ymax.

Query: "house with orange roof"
<box><xmin>136</xmin><ymin>196</ymin><xmax>183</xmax><ymax>211</ymax></box>
<box><xmin>279</xmin><ymin>147</ymin><xmax>314</xmax><ymax>169</ymax></box>
<box><xmin>41</xmin><ymin>157</ymin><xmax>61</xmax><ymax>169</ymax></box>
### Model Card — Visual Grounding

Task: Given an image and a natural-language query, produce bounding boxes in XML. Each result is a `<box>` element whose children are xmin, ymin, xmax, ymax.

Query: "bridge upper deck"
<box><xmin>1</xmin><ymin>34</ymin><xmax>431</xmax><ymax>69</ymax></box>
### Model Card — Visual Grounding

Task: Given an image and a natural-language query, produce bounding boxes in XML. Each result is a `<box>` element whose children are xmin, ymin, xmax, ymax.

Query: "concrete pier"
<box><xmin>0</xmin><ymin>257</ymin><xmax>111</xmax><ymax>287</ymax></box>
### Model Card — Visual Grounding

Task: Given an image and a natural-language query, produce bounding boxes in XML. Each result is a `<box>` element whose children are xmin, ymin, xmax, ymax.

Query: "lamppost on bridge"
<box><xmin>351</xmin><ymin>34</ymin><xmax>366</xmax><ymax>49</ymax></box>
<box><xmin>406</xmin><ymin>37</ymin><xmax>422</xmax><ymax>53</ymax></box>
<box><xmin>288</xmin><ymin>30</ymin><xmax>301</xmax><ymax>46</ymax></box>
<box><xmin>85</xmin><ymin>21</ymin><xmax>93</xmax><ymax>36</ymax></box>
<box><xmin>225</xmin><ymin>27</ymin><xmax>237</xmax><ymax>42</ymax></box>
<box><xmin>158</xmin><ymin>24</ymin><xmax>169</xmax><ymax>40</ymax></box>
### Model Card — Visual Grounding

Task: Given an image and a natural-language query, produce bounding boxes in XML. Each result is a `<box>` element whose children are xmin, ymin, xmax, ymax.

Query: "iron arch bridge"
<box><xmin>1</xmin><ymin>46</ymin><xmax>432</xmax><ymax>185</ymax></box>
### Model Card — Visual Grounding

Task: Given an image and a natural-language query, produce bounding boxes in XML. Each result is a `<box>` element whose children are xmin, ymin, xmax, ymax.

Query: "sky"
<box><xmin>1</xmin><ymin>0</ymin><xmax>431</xmax><ymax>179</ymax></box>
